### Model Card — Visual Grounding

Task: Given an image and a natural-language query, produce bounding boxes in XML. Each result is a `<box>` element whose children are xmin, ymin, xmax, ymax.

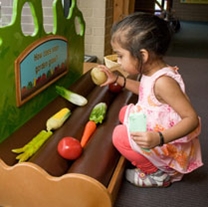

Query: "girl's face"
<box><xmin>111</xmin><ymin>41</ymin><xmax>139</xmax><ymax>75</ymax></box>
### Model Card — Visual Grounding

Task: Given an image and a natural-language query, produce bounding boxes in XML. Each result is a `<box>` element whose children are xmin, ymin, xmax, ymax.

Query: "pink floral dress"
<box><xmin>123</xmin><ymin>66</ymin><xmax>203</xmax><ymax>182</ymax></box>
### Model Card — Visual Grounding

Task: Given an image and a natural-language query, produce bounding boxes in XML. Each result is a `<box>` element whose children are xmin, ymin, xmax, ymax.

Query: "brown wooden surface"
<box><xmin>113</xmin><ymin>0</ymin><xmax>135</xmax><ymax>23</ymax></box>
<box><xmin>0</xmin><ymin>160</ymin><xmax>112</xmax><ymax>207</ymax></box>
<box><xmin>83</xmin><ymin>62</ymin><xmax>98</xmax><ymax>73</ymax></box>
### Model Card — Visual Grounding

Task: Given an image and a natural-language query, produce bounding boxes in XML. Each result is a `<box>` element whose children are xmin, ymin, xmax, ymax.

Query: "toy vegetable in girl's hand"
<box><xmin>91</xmin><ymin>67</ymin><xmax>107</xmax><ymax>85</ymax></box>
<box><xmin>80</xmin><ymin>102</ymin><xmax>107</xmax><ymax>147</ymax></box>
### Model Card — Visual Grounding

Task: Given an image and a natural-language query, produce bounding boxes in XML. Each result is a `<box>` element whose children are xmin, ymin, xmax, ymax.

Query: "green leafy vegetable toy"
<box><xmin>80</xmin><ymin>102</ymin><xmax>107</xmax><ymax>147</ymax></box>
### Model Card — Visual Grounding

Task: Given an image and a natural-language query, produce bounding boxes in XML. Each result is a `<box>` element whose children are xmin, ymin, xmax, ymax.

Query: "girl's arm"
<box><xmin>115</xmin><ymin>75</ymin><xmax>140</xmax><ymax>95</ymax></box>
<box><xmin>154</xmin><ymin>76</ymin><xmax>199</xmax><ymax>142</ymax></box>
<box><xmin>155</xmin><ymin>76</ymin><xmax>199</xmax><ymax>142</ymax></box>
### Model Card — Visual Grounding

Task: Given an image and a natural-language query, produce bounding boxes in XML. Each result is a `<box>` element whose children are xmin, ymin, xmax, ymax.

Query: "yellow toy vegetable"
<box><xmin>46</xmin><ymin>107</ymin><xmax>71</xmax><ymax>131</ymax></box>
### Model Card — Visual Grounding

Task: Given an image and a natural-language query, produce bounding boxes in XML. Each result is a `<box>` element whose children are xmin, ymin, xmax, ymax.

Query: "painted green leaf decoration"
<box><xmin>0</xmin><ymin>0</ymin><xmax>85</xmax><ymax>142</ymax></box>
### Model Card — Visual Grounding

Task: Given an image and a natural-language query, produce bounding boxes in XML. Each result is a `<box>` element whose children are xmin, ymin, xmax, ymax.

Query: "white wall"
<box><xmin>0</xmin><ymin>0</ymin><xmax>54</xmax><ymax>33</ymax></box>
<box><xmin>77</xmin><ymin>0</ymin><xmax>107</xmax><ymax>63</ymax></box>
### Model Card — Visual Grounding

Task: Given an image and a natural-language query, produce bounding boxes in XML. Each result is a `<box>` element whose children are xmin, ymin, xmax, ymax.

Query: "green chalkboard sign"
<box><xmin>0</xmin><ymin>0</ymin><xmax>85</xmax><ymax>142</ymax></box>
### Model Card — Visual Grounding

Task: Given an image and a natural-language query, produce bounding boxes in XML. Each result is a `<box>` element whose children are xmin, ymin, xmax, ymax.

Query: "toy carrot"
<box><xmin>80</xmin><ymin>121</ymin><xmax>97</xmax><ymax>147</ymax></box>
<box><xmin>80</xmin><ymin>102</ymin><xmax>107</xmax><ymax>147</ymax></box>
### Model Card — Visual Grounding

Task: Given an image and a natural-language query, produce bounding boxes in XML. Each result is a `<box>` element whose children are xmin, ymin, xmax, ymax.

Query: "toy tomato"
<box><xmin>57</xmin><ymin>137</ymin><xmax>82</xmax><ymax>160</ymax></box>
<box><xmin>108</xmin><ymin>82</ymin><xmax>123</xmax><ymax>93</ymax></box>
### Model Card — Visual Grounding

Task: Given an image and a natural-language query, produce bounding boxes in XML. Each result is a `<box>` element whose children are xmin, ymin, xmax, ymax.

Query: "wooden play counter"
<box><xmin>0</xmin><ymin>67</ymin><xmax>137</xmax><ymax>207</ymax></box>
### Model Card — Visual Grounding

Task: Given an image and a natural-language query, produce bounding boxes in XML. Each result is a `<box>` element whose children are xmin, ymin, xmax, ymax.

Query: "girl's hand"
<box><xmin>98</xmin><ymin>65</ymin><xmax>117</xmax><ymax>86</ymax></box>
<box><xmin>130</xmin><ymin>131</ymin><xmax>161</xmax><ymax>149</ymax></box>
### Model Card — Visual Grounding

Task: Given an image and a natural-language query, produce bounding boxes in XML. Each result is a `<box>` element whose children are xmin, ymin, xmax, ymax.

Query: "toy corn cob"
<box><xmin>46</xmin><ymin>107</ymin><xmax>71</xmax><ymax>131</ymax></box>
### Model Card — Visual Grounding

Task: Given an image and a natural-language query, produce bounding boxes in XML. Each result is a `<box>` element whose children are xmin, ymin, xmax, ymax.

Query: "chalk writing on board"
<box><xmin>15</xmin><ymin>35</ymin><xmax>68</xmax><ymax>107</ymax></box>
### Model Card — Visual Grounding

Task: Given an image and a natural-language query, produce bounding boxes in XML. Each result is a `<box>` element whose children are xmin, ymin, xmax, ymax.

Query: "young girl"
<box><xmin>100</xmin><ymin>12</ymin><xmax>203</xmax><ymax>187</ymax></box>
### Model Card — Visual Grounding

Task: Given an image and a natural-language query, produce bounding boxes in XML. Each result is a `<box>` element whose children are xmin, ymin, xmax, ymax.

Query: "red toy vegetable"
<box><xmin>57</xmin><ymin>137</ymin><xmax>82</xmax><ymax>160</ymax></box>
<box><xmin>108</xmin><ymin>82</ymin><xmax>123</xmax><ymax>93</ymax></box>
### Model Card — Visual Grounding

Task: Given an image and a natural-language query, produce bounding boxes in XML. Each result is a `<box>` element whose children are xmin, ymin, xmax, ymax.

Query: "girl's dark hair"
<box><xmin>111</xmin><ymin>12</ymin><xmax>172</xmax><ymax>61</ymax></box>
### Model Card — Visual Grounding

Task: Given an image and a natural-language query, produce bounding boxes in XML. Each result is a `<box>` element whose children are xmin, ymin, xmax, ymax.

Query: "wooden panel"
<box><xmin>114</xmin><ymin>0</ymin><xmax>124</xmax><ymax>22</ymax></box>
<box><xmin>108</xmin><ymin>156</ymin><xmax>127</xmax><ymax>205</ymax></box>
<box><xmin>113</xmin><ymin>0</ymin><xmax>135</xmax><ymax>23</ymax></box>
<box><xmin>0</xmin><ymin>159</ymin><xmax>112</xmax><ymax>207</ymax></box>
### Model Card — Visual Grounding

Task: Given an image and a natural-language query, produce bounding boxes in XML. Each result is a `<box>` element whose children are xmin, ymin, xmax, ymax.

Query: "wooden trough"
<box><xmin>0</xmin><ymin>70</ymin><xmax>137</xmax><ymax>207</ymax></box>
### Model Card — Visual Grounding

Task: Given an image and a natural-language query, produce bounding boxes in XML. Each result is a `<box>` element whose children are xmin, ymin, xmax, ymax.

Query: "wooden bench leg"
<box><xmin>108</xmin><ymin>156</ymin><xmax>127</xmax><ymax>205</ymax></box>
